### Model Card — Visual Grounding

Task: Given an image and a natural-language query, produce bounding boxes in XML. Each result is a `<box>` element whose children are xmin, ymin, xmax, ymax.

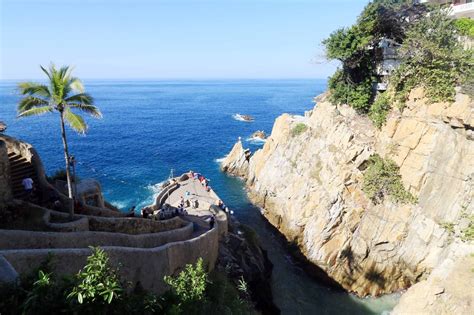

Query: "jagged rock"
<box><xmin>221</xmin><ymin>140</ymin><xmax>251</xmax><ymax>177</ymax></box>
<box><xmin>217</xmin><ymin>219</ymin><xmax>279</xmax><ymax>314</ymax></box>
<box><xmin>222</xmin><ymin>90</ymin><xmax>474</xmax><ymax>298</ymax></box>
<box><xmin>392</xmin><ymin>245</ymin><xmax>474</xmax><ymax>315</ymax></box>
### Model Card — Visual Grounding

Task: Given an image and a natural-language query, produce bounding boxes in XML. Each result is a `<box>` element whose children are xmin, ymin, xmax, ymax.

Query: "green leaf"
<box><xmin>78</xmin><ymin>292</ymin><xmax>83</xmax><ymax>304</ymax></box>
<box><xmin>18</xmin><ymin>105</ymin><xmax>54</xmax><ymax>118</ymax></box>
<box><xmin>63</xmin><ymin>108</ymin><xmax>87</xmax><ymax>134</ymax></box>
<box><xmin>107</xmin><ymin>291</ymin><xmax>113</xmax><ymax>304</ymax></box>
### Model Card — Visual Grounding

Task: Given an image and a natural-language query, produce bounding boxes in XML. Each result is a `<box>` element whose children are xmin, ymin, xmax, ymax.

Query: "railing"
<box><xmin>451</xmin><ymin>2</ymin><xmax>474</xmax><ymax>15</ymax></box>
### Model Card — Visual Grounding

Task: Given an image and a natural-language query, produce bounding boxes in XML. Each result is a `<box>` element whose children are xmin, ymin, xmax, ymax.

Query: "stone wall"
<box><xmin>0</xmin><ymin>223</ymin><xmax>193</xmax><ymax>250</ymax></box>
<box><xmin>0</xmin><ymin>141</ymin><xmax>12</xmax><ymax>208</ymax></box>
<box><xmin>0</xmin><ymin>225</ymin><xmax>219</xmax><ymax>295</ymax></box>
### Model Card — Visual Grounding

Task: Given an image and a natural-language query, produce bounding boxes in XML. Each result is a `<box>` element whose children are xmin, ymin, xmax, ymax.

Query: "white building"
<box><xmin>419</xmin><ymin>0</ymin><xmax>474</xmax><ymax>18</ymax></box>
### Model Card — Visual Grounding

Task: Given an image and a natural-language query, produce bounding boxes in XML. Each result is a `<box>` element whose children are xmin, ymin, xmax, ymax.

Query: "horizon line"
<box><xmin>0</xmin><ymin>77</ymin><xmax>329</xmax><ymax>82</ymax></box>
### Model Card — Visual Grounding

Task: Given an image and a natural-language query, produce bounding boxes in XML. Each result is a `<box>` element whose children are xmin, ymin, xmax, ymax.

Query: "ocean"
<box><xmin>0</xmin><ymin>79</ymin><xmax>399</xmax><ymax>314</ymax></box>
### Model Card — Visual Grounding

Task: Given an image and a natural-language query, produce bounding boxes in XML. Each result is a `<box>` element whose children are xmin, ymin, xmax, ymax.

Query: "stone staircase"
<box><xmin>8</xmin><ymin>152</ymin><xmax>37</xmax><ymax>199</ymax></box>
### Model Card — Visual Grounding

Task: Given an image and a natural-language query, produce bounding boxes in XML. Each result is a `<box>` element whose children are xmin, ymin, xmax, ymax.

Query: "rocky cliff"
<box><xmin>221</xmin><ymin>88</ymin><xmax>474</xmax><ymax>303</ymax></box>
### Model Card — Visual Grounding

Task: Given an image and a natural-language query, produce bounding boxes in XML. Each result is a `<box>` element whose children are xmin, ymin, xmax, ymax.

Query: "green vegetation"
<box><xmin>391</xmin><ymin>9</ymin><xmax>474</xmax><ymax>105</ymax></box>
<box><xmin>461</xmin><ymin>215</ymin><xmax>474</xmax><ymax>242</ymax></box>
<box><xmin>454</xmin><ymin>17</ymin><xmax>474</xmax><ymax>38</ymax></box>
<box><xmin>0</xmin><ymin>248</ymin><xmax>255</xmax><ymax>315</ymax></box>
<box><xmin>323</xmin><ymin>0</ymin><xmax>427</xmax><ymax>114</ymax></box>
<box><xmin>324</xmin><ymin>1</ymin><xmax>474</xmax><ymax>123</ymax></box>
<box><xmin>68</xmin><ymin>247</ymin><xmax>122</xmax><ymax>307</ymax></box>
<box><xmin>291</xmin><ymin>123</ymin><xmax>308</xmax><ymax>137</ymax></box>
<box><xmin>164</xmin><ymin>258</ymin><xmax>207</xmax><ymax>303</ymax></box>
<box><xmin>17</xmin><ymin>64</ymin><xmax>102</xmax><ymax>218</ymax></box>
<box><xmin>440</xmin><ymin>222</ymin><xmax>455</xmax><ymax>235</ymax></box>
<box><xmin>362</xmin><ymin>154</ymin><xmax>416</xmax><ymax>204</ymax></box>
<box><xmin>368</xmin><ymin>92</ymin><xmax>391</xmax><ymax>128</ymax></box>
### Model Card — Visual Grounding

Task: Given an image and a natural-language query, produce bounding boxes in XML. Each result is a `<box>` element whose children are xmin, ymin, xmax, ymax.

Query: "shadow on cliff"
<box><xmin>340</xmin><ymin>246</ymin><xmax>387</xmax><ymax>292</ymax></box>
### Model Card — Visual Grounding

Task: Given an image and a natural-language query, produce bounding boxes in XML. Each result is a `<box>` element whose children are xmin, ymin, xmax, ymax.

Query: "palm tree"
<box><xmin>17</xmin><ymin>64</ymin><xmax>102</xmax><ymax>217</ymax></box>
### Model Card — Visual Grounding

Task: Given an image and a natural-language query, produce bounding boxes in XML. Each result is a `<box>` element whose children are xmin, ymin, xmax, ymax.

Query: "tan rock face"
<box><xmin>222</xmin><ymin>90</ymin><xmax>474</xmax><ymax>298</ymax></box>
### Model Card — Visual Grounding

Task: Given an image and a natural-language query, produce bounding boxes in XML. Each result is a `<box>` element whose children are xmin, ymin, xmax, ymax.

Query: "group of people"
<box><xmin>190</xmin><ymin>171</ymin><xmax>211</xmax><ymax>192</ymax></box>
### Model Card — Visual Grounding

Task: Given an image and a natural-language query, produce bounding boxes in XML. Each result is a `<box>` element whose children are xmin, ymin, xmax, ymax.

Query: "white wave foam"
<box><xmin>146</xmin><ymin>180</ymin><xmax>166</xmax><ymax>201</ymax></box>
<box><xmin>245</xmin><ymin>137</ymin><xmax>267</xmax><ymax>144</ymax></box>
<box><xmin>214</xmin><ymin>155</ymin><xmax>228</xmax><ymax>163</ymax></box>
<box><xmin>110</xmin><ymin>200</ymin><xmax>131</xmax><ymax>210</ymax></box>
<box><xmin>232</xmin><ymin>114</ymin><xmax>253</xmax><ymax>122</ymax></box>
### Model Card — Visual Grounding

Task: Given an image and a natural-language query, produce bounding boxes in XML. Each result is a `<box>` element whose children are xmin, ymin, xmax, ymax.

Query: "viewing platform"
<box><xmin>144</xmin><ymin>172</ymin><xmax>229</xmax><ymax>238</ymax></box>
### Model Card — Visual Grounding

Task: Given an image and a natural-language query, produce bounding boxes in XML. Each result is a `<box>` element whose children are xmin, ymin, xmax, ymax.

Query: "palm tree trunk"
<box><xmin>59</xmin><ymin>111</ymin><xmax>75</xmax><ymax>218</ymax></box>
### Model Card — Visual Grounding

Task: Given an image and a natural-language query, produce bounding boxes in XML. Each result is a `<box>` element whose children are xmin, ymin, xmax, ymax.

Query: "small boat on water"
<box><xmin>233</xmin><ymin>113</ymin><xmax>254</xmax><ymax>122</ymax></box>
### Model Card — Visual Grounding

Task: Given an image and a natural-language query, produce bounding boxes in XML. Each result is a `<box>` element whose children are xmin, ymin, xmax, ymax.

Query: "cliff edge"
<box><xmin>221</xmin><ymin>88</ymin><xmax>474</xmax><ymax>307</ymax></box>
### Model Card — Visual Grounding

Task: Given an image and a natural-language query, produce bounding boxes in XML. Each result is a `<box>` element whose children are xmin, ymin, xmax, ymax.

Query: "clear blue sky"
<box><xmin>0</xmin><ymin>0</ymin><xmax>369</xmax><ymax>80</ymax></box>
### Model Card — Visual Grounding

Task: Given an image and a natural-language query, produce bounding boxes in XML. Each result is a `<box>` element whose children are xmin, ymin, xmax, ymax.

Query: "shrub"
<box><xmin>440</xmin><ymin>222</ymin><xmax>455</xmax><ymax>235</ymax></box>
<box><xmin>362</xmin><ymin>154</ymin><xmax>416</xmax><ymax>204</ymax></box>
<box><xmin>454</xmin><ymin>17</ymin><xmax>474</xmax><ymax>38</ymax></box>
<box><xmin>164</xmin><ymin>257</ymin><xmax>207</xmax><ymax>303</ymax></box>
<box><xmin>462</xmin><ymin>215</ymin><xmax>474</xmax><ymax>242</ymax></box>
<box><xmin>368</xmin><ymin>92</ymin><xmax>391</xmax><ymax>128</ymax></box>
<box><xmin>67</xmin><ymin>247</ymin><xmax>123</xmax><ymax>308</ymax></box>
<box><xmin>328</xmin><ymin>69</ymin><xmax>375</xmax><ymax>112</ymax></box>
<box><xmin>391</xmin><ymin>9</ymin><xmax>474</xmax><ymax>105</ymax></box>
<box><xmin>324</xmin><ymin>1</ymin><xmax>428</xmax><ymax>113</ymax></box>
<box><xmin>290</xmin><ymin>123</ymin><xmax>308</xmax><ymax>137</ymax></box>
<box><xmin>202</xmin><ymin>271</ymin><xmax>255</xmax><ymax>315</ymax></box>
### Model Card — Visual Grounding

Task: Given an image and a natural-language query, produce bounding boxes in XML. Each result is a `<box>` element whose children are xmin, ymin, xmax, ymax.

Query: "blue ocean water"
<box><xmin>0</xmin><ymin>80</ymin><xmax>399</xmax><ymax>314</ymax></box>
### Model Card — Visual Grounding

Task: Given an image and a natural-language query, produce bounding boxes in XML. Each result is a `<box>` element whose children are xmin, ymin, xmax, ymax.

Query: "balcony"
<box><xmin>451</xmin><ymin>2</ymin><xmax>474</xmax><ymax>18</ymax></box>
<box><xmin>419</xmin><ymin>1</ymin><xmax>474</xmax><ymax>18</ymax></box>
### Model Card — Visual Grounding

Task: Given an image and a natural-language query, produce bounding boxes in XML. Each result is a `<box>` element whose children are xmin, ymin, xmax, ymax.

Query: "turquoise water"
<box><xmin>0</xmin><ymin>80</ymin><xmax>399</xmax><ymax>314</ymax></box>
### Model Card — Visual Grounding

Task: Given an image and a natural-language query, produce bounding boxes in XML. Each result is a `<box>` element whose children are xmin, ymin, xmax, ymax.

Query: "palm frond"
<box><xmin>17</xmin><ymin>105</ymin><xmax>53</xmax><ymax>118</ymax></box>
<box><xmin>64</xmin><ymin>107</ymin><xmax>87</xmax><ymax>134</ymax></box>
<box><xmin>58</xmin><ymin>65</ymin><xmax>71</xmax><ymax>80</ymax></box>
<box><xmin>18</xmin><ymin>82</ymin><xmax>51</xmax><ymax>98</ymax></box>
<box><xmin>68</xmin><ymin>77</ymin><xmax>84</xmax><ymax>93</ymax></box>
<box><xmin>40</xmin><ymin>65</ymin><xmax>52</xmax><ymax>81</ymax></box>
<box><xmin>18</xmin><ymin>96</ymin><xmax>49</xmax><ymax>112</ymax></box>
<box><xmin>69</xmin><ymin>103</ymin><xmax>102</xmax><ymax>118</ymax></box>
<box><xmin>64</xmin><ymin>93</ymin><xmax>94</xmax><ymax>104</ymax></box>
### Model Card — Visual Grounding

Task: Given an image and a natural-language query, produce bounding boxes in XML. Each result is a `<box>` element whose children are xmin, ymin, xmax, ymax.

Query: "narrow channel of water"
<box><xmin>217</xmin><ymin>175</ymin><xmax>400</xmax><ymax>315</ymax></box>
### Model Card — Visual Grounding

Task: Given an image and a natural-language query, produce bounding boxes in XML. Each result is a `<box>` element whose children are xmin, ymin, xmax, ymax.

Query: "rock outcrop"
<box><xmin>217</xmin><ymin>217</ymin><xmax>278</xmax><ymax>314</ymax></box>
<box><xmin>221</xmin><ymin>88</ymin><xmax>474</xmax><ymax>301</ymax></box>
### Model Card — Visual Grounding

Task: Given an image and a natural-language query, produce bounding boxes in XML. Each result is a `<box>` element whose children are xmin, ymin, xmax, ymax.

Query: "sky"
<box><xmin>0</xmin><ymin>0</ymin><xmax>369</xmax><ymax>80</ymax></box>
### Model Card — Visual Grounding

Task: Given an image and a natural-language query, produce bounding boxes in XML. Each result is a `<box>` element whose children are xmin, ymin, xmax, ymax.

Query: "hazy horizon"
<box><xmin>1</xmin><ymin>0</ymin><xmax>369</xmax><ymax>80</ymax></box>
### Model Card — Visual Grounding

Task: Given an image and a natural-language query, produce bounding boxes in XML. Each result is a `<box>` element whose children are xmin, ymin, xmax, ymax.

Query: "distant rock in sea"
<box><xmin>251</xmin><ymin>130</ymin><xmax>266</xmax><ymax>140</ymax></box>
<box><xmin>233</xmin><ymin>114</ymin><xmax>254</xmax><ymax>122</ymax></box>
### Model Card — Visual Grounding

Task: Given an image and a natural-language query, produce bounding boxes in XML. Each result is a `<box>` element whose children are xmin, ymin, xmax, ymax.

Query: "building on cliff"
<box><xmin>418</xmin><ymin>0</ymin><xmax>474</xmax><ymax>18</ymax></box>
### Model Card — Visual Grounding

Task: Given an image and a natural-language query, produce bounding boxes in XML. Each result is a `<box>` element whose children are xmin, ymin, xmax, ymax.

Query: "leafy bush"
<box><xmin>67</xmin><ymin>247</ymin><xmax>123</xmax><ymax>308</ymax></box>
<box><xmin>0</xmin><ymin>251</ymin><xmax>256</xmax><ymax>314</ymax></box>
<box><xmin>202</xmin><ymin>271</ymin><xmax>255</xmax><ymax>315</ymax></box>
<box><xmin>164</xmin><ymin>257</ymin><xmax>207</xmax><ymax>303</ymax></box>
<box><xmin>290</xmin><ymin>123</ymin><xmax>308</xmax><ymax>137</ymax></box>
<box><xmin>323</xmin><ymin>1</ymin><xmax>428</xmax><ymax>114</ymax></box>
<box><xmin>462</xmin><ymin>215</ymin><xmax>474</xmax><ymax>241</ymax></box>
<box><xmin>391</xmin><ymin>9</ymin><xmax>474</xmax><ymax>105</ymax></box>
<box><xmin>362</xmin><ymin>155</ymin><xmax>416</xmax><ymax>204</ymax></box>
<box><xmin>368</xmin><ymin>92</ymin><xmax>391</xmax><ymax>128</ymax></box>
<box><xmin>440</xmin><ymin>222</ymin><xmax>455</xmax><ymax>235</ymax></box>
<box><xmin>328</xmin><ymin>69</ymin><xmax>374</xmax><ymax>113</ymax></box>
<box><xmin>454</xmin><ymin>17</ymin><xmax>474</xmax><ymax>38</ymax></box>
